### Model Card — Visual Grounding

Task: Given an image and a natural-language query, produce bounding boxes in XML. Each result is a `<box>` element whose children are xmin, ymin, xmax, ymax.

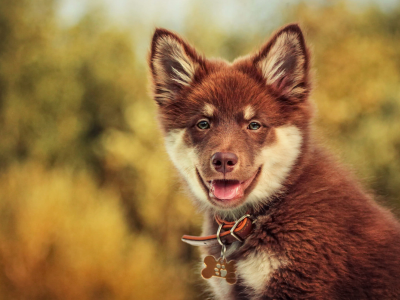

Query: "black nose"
<box><xmin>211</xmin><ymin>152</ymin><xmax>238</xmax><ymax>173</ymax></box>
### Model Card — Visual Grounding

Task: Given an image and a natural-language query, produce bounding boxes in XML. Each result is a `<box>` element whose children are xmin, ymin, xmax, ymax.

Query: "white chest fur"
<box><xmin>236</xmin><ymin>250</ymin><xmax>283</xmax><ymax>295</ymax></box>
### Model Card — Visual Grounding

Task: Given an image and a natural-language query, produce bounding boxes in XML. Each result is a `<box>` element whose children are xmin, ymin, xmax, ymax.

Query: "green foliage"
<box><xmin>0</xmin><ymin>0</ymin><xmax>399</xmax><ymax>299</ymax></box>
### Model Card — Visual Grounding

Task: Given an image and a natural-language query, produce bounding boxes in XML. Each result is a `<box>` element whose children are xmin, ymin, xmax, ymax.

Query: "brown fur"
<box><xmin>148</xmin><ymin>24</ymin><xmax>400</xmax><ymax>299</ymax></box>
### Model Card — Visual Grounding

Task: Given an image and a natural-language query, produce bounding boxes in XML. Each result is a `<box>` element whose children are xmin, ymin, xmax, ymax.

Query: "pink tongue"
<box><xmin>211</xmin><ymin>180</ymin><xmax>242</xmax><ymax>200</ymax></box>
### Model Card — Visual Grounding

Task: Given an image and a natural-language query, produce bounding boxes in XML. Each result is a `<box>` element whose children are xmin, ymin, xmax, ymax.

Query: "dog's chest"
<box><xmin>206</xmin><ymin>246</ymin><xmax>284</xmax><ymax>299</ymax></box>
<box><xmin>235</xmin><ymin>250</ymin><xmax>283</xmax><ymax>295</ymax></box>
<box><xmin>200</xmin><ymin>217</ymin><xmax>284</xmax><ymax>298</ymax></box>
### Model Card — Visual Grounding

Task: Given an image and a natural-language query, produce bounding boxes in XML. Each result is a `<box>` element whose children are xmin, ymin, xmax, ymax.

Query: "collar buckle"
<box><xmin>230</xmin><ymin>214</ymin><xmax>251</xmax><ymax>242</ymax></box>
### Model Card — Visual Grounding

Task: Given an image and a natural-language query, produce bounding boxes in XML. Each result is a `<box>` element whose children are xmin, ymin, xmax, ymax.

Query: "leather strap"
<box><xmin>181</xmin><ymin>215</ymin><xmax>254</xmax><ymax>247</ymax></box>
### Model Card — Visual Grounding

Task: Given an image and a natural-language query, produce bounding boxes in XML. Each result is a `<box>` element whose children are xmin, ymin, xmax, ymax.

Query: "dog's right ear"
<box><xmin>253</xmin><ymin>24</ymin><xmax>310</xmax><ymax>103</ymax></box>
<box><xmin>149</xmin><ymin>28</ymin><xmax>202</xmax><ymax>106</ymax></box>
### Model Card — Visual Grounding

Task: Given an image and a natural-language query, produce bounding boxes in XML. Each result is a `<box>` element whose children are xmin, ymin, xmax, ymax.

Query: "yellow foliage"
<box><xmin>0</xmin><ymin>164</ymin><xmax>189</xmax><ymax>299</ymax></box>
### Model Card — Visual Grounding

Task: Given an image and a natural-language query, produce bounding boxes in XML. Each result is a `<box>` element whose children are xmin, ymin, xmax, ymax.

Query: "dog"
<box><xmin>148</xmin><ymin>24</ymin><xmax>400</xmax><ymax>299</ymax></box>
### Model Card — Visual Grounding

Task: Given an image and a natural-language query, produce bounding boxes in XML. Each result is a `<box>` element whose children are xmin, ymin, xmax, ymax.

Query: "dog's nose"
<box><xmin>211</xmin><ymin>152</ymin><xmax>238</xmax><ymax>173</ymax></box>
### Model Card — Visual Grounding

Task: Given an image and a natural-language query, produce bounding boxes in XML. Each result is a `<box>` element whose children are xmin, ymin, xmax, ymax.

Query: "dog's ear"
<box><xmin>149</xmin><ymin>28</ymin><xmax>202</xmax><ymax>106</ymax></box>
<box><xmin>253</xmin><ymin>24</ymin><xmax>310</xmax><ymax>102</ymax></box>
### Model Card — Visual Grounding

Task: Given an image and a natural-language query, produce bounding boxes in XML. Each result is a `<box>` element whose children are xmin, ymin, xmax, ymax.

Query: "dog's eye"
<box><xmin>197</xmin><ymin>120</ymin><xmax>210</xmax><ymax>130</ymax></box>
<box><xmin>248</xmin><ymin>122</ymin><xmax>261</xmax><ymax>130</ymax></box>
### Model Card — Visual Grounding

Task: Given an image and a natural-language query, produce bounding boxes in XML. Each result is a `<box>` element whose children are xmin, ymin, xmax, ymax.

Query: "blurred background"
<box><xmin>0</xmin><ymin>0</ymin><xmax>399</xmax><ymax>299</ymax></box>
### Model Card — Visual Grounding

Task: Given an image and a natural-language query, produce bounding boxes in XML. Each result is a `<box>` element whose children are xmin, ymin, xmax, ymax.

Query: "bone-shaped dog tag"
<box><xmin>201</xmin><ymin>255</ymin><xmax>237</xmax><ymax>284</ymax></box>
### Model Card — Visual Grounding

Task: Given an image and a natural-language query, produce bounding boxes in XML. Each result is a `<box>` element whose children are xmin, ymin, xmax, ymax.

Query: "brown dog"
<box><xmin>148</xmin><ymin>24</ymin><xmax>400</xmax><ymax>299</ymax></box>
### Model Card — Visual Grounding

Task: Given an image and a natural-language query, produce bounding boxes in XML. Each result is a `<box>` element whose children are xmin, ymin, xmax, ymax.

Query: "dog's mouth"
<box><xmin>197</xmin><ymin>168</ymin><xmax>261</xmax><ymax>209</ymax></box>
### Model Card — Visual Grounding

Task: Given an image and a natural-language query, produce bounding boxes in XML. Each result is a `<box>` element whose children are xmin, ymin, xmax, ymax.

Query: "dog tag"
<box><xmin>201</xmin><ymin>255</ymin><xmax>237</xmax><ymax>284</ymax></box>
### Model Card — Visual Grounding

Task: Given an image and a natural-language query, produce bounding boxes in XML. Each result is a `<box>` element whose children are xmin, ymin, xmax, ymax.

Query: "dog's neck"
<box><xmin>206</xmin><ymin>195</ymin><xmax>281</xmax><ymax>224</ymax></box>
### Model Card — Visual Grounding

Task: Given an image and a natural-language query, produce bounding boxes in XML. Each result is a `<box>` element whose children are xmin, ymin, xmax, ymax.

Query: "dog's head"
<box><xmin>148</xmin><ymin>24</ymin><xmax>313</xmax><ymax>216</ymax></box>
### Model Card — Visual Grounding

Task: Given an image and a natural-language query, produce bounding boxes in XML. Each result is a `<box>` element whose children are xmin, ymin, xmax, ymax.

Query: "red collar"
<box><xmin>181</xmin><ymin>214</ymin><xmax>254</xmax><ymax>247</ymax></box>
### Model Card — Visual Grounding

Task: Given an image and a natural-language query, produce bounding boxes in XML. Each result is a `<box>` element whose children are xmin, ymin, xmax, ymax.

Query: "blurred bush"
<box><xmin>0</xmin><ymin>164</ymin><xmax>189</xmax><ymax>299</ymax></box>
<box><xmin>0</xmin><ymin>0</ymin><xmax>399</xmax><ymax>299</ymax></box>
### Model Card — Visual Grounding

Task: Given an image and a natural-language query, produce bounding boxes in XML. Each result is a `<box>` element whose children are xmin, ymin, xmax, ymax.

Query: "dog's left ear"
<box><xmin>253</xmin><ymin>24</ymin><xmax>310</xmax><ymax>102</ymax></box>
<box><xmin>149</xmin><ymin>28</ymin><xmax>203</xmax><ymax>106</ymax></box>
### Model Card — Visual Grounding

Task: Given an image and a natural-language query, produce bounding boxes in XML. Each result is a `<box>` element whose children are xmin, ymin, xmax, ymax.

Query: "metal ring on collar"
<box><xmin>217</xmin><ymin>223</ymin><xmax>227</xmax><ymax>260</ymax></box>
<box><xmin>230</xmin><ymin>214</ymin><xmax>251</xmax><ymax>242</ymax></box>
<box><xmin>216</xmin><ymin>222</ymin><xmax>224</xmax><ymax>246</ymax></box>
